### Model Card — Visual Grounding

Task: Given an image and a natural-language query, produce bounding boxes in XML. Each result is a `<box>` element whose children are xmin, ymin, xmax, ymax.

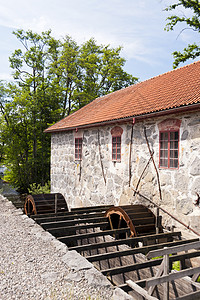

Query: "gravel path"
<box><xmin>0</xmin><ymin>195</ymin><xmax>134</xmax><ymax>300</ymax></box>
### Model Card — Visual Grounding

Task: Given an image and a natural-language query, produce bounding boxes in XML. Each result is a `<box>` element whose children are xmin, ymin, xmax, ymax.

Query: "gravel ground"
<box><xmin>0</xmin><ymin>195</ymin><xmax>134</xmax><ymax>300</ymax></box>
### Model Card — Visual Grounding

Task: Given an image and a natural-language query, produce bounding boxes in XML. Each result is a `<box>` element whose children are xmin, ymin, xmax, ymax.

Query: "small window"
<box><xmin>112</xmin><ymin>136</ymin><xmax>121</xmax><ymax>161</ymax></box>
<box><xmin>75</xmin><ymin>138</ymin><xmax>82</xmax><ymax>160</ymax></box>
<box><xmin>159</xmin><ymin>131</ymin><xmax>179</xmax><ymax>169</ymax></box>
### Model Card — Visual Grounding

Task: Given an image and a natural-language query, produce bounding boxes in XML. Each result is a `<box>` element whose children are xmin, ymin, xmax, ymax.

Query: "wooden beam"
<box><xmin>126</xmin><ymin>280</ymin><xmax>158</xmax><ymax>300</ymax></box>
<box><xmin>175</xmin><ymin>290</ymin><xmax>200</xmax><ymax>300</ymax></box>
<box><xmin>163</xmin><ymin>250</ymin><xmax>169</xmax><ymax>300</ymax></box>
<box><xmin>40</xmin><ymin>216</ymin><xmax>108</xmax><ymax>229</ymax></box>
<box><xmin>101</xmin><ymin>258</ymin><xmax>162</xmax><ymax>276</ymax></box>
<box><xmin>34</xmin><ymin>212</ymin><xmax>104</xmax><ymax>224</ymax></box>
<box><xmin>32</xmin><ymin>205</ymin><xmax>109</xmax><ymax>219</ymax></box>
<box><xmin>69</xmin><ymin>231</ymin><xmax>181</xmax><ymax>252</ymax></box>
<box><xmin>47</xmin><ymin>222</ymin><xmax>108</xmax><ymax>235</ymax></box>
<box><xmin>58</xmin><ymin>228</ymin><xmax>131</xmax><ymax>243</ymax></box>
<box><xmin>31</xmin><ymin>211</ymin><xmax>68</xmax><ymax>219</ymax></box>
<box><xmin>71</xmin><ymin>205</ymin><xmax>111</xmax><ymax>212</ymax></box>
<box><xmin>148</xmin><ymin>260</ymin><xmax>164</xmax><ymax>296</ymax></box>
<box><xmin>147</xmin><ymin>240</ymin><xmax>200</xmax><ymax>259</ymax></box>
<box><xmin>69</xmin><ymin>237</ymin><xmax>137</xmax><ymax>252</ymax></box>
<box><xmin>86</xmin><ymin>238</ymin><xmax>199</xmax><ymax>262</ymax></box>
<box><xmin>145</xmin><ymin>267</ymin><xmax>200</xmax><ymax>288</ymax></box>
<box><xmin>101</xmin><ymin>251</ymin><xmax>200</xmax><ymax>277</ymax></box>
<box><xmin>192</xmin><ymin>272</ymin><xmax>200</xmax><ymax>282</ymax></box>
<box><xmin>172</xmin><ymin>270</ymin><xmax>200</xmax><ymax>289</ymax></box>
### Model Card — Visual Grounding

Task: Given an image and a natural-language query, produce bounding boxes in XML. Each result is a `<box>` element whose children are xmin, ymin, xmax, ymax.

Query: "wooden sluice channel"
<box><xmin>24</xmin><ymin>194</ymin><xmax>200</xmax><ymax>300</ymax></box>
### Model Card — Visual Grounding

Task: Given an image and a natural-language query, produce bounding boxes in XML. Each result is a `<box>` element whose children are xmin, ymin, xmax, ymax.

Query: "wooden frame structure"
<box><xmin>30</xmin><ymin>204</ymin><xmax>200</xmax><ymax>299</ymax></box>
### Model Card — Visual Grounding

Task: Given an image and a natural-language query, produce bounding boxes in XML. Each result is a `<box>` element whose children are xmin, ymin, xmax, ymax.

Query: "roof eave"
<box><xmin>45</xmin><ymin>102</ymin><xmax>200</xmax><ymax>133</ymax></box>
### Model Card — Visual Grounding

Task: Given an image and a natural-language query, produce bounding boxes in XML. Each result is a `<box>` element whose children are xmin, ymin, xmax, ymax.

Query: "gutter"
<box><xmin>45</xmin><ymin>102</ymin><xmax>200</xmax><ymax>133</ymax></box>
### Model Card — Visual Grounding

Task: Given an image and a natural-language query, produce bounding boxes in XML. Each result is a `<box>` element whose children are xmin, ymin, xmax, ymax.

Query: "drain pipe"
<box><xmin>129</xmin><ymin>118</ymin><xmax>136</xmax><ymax>187</ymax></box>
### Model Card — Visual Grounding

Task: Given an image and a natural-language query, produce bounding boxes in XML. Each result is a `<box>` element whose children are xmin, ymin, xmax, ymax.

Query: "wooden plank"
<box><xmin>58</xmin><ymin>228</ymin><xmax>131</xmax><ymax>243</ymax></box>
<box><xmin>170</xmin><ymin>250</ymin><xmax>200</xmax><ymax>262</ymax></box>
<box><xmin>163</xmin><ymin>252</ymin><xmax>169</xmax><ymax>300</ymax></box>
<box><xmin>172</xmin><ymin>270</ymin><xmax>200</xmax><ymax>289</ymax></box>
<box><xmin>34</xmin><ymin>212</ymin><xmax>104</xmax><ymax>224</ymax></box>
<box><xmin>69</xmin><ymin>231</ymin><xmax>182</xmax><ymax>252</ymax></box>
<box><xmin>100</xmin><ymin>251</ymin><xmax>200</xmax><ymax>277</ymax></box>
<box><xmin>32</xmin><ymin>212</ymin><xmax>69</xmax><ymax>219</ymax></box>
<box><xmin>32</xmin><ymin>206</ymin><xmax>109</xmax><ymax>219</ymax></box>
<box><xmin>147</xmin><ymin>240</ymin><xmax>200</xmax><ymax>258</ymax></box>
<box><xmin>47</xmin><ymin>222</ymin><xmax>108</xmax><ymax>235</ymax></box>
<box><xmin>126</xmin><ymin>280</ymin><xmax>158</xmax><ymax>300</ymax></box>
<box><xmin>86</xmin><ymin>238</ymin><xmax>198</xmax><ymax>262</ymax></box>
<box><xmin>71</xmin><ymin>205</ymin><xmax>111</xmax><ymax>212</ymax></box>
<box><xmin>145</xmin><ymin>267</ymin><xmax>200</xmax><ymax>288</ymax></box>
<box><xmin>148</xmin><ymin>260</ymin><xmax>164</xmax><ymax>296</ymax></box>
<box><xmin>101</xmin><ymin>258</ymin><xmax>163</xmax><ymax>276</ymax></box>
<box><xmin>192</xmin><ymin>272</ymin><xmax>200</xmax><ymax>282</ymax></box>
<box><xmin>69</xmin><ymin>237</ymin><xmax>137</xmax><ymax>252</ymax></box>
<box><xmin>40</xmin><ymin>216</ymin><xmax>108</xmax><ymax>229</ymax></box>
<box><xmin>136</xmin><ymin>231</ymin><xmax>181</xmax><ymax>242</ymax></box>
<box><xmin>71</xmin><ymin>231</ymin><xmax>181</xmax><ymax>252</ymax></box>
<box><xmin>175</xmin><ymin>290</ymin><xmax>200</xmax><ymax>300</ymax></box>
<box><xmin>118</xmin><ymin>284</ymin><xmax>133</xmax><ymax>292</ymax></box>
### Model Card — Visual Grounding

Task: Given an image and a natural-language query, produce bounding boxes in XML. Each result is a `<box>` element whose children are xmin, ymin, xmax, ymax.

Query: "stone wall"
<box><xmin>50</xmin><ymin>111</ymin><xmax>200</xmax><ymax>231</ymax></box>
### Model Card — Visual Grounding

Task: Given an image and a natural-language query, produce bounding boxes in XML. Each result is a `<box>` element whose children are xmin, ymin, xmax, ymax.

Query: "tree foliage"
<box><xmin>165</xmin><ymin>0</ymin><xmax>200</xmax><ymax>68</ymax></box>
<box><xmin>0</xmin><ymin>29</ymin><xmax>138</xmax><ymax>192</ymax></box>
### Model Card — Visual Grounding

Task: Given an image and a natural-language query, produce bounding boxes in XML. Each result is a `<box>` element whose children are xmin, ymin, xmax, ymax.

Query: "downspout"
<box><xmin>129</xmin><ymin>118</ymin><xmax>136</xmax><ymax>187</ymax></box>
<box><xmin>97</xmin><ymin>129</ymin><xmax>106</xmax><ymax>185</ymax></box>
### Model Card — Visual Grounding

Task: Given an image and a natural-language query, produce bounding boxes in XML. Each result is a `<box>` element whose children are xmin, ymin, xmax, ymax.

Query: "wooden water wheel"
<box><xmin>24</xmin><ymin>193</ymin><xmax>68</xmax><ymax>216</ymax></box>
<box><xmin>105</xmin><ymin>204</ymin><xmax>162</xmax><ymax>237</ymax></box>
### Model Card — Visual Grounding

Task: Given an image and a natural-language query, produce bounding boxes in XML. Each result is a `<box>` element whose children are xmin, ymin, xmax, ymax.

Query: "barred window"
<box><xmin>75</xmin><ymin>138</ymin><xmax>82</xmax><ymax>160</ymax></box>
<box><xmin>112</xmin><ymin>136</ymin><xmax>121</xmax><ymax>161</ymax></box>
<box><xmin>159</xmin><ymin>131</ymin><xmax>179</xmax><ymax>169</ymax></box>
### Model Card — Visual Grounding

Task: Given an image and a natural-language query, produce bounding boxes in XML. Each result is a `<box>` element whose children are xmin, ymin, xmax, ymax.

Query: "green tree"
<box><xmin>0</xmin><ymin>81</ymin><xmax>7</xmax><ymax>163</ymax></box>
<box><xmin>75</xmin><ymin>38</ymin><xmax>137</xmax><ymax>109</ymax></box>
<box><xmin>3</xmin><ymin>30</ymin><xmax>57</xmax><ymax>191</ymax></box>
<box><xmin>0</xmin><ymin>29</ymin><xmax>138</xmax><ymax>192</ymax></box>
<box><xmin>47</xmin><ymin>37</ymin><xmax>138</xmax><ymax>114</ymax></box>
<box><xmin>165</xmin><ymin>0</ymin><xmax>200</xmax><ymax>68</ymax></box>
<box><xmin>47</xmin><ymin>35</ymin><xmax>81</xmax><ymax>117</ymax></box>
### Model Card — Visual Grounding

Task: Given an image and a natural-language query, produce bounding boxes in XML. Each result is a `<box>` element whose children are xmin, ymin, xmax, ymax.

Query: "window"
<box><xmin>111</xmin><ymin>126</ymin><xmax>123</xmax><ymax>162</ymax></box>
<box><xmin>112</xmin><ymin>136</ymin><xmax>121</xmax><ymax>161</ymax></box>
<box><xmin>159</xmin><ymin>131</ymin><xmax>179</xmax><ymax>169</ymax></box>
<box><xmin>75</xmin><ymin>138</ymin><xmax>82</xmax><ymax>160</ymax></box>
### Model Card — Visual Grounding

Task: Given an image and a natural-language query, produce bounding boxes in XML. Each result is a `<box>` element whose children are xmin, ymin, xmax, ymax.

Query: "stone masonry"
<box><xmin>50</xmin><ymin>111</ymin><xmax>200</xmax><ymax>232</ymax></box>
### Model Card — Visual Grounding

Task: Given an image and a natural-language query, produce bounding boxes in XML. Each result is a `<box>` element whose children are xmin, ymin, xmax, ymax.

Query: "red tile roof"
<box><xmin>45</xmin><ymin>61</ymin><xmax>200</xmax><ymax>133</ymax></box>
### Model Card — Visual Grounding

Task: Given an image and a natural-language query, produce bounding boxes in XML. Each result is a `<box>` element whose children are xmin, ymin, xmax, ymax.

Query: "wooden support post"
<box><xmin>126</xmin><ymin>280</ymin><xmax>158</xmax><ymax>300</ymax></box>
<box><xmin>148</xmin><ymin>260</ymin><xmax>164</xmax><ymax>296</ymax></box>
<box><xmin>163</xmin><ymin>248</ymin><xmax>169</xmax><ymax>300</ymax></box>
<box><xmin>108</xmin><ymin>215</ymin><xmax>113</xmax><ymax>230</ymax></box>
<box><xmin>192</xmin><ymin>273</ymin><xmax>200</xmax><ymax>282</ymax></box>
<box><xmin>156</xmin><ymin>208</ymin><xmax>160</xmax><ymax>236</ymax></box>
<box><xmin>55</xmin><ymin>193</ymin><xmax>58</xmax><ymax>214</ymax></box>
<box><xmin>156</xmin><ymin>208</ymin><xmax>159</xmax><ymax>232</ymax></box>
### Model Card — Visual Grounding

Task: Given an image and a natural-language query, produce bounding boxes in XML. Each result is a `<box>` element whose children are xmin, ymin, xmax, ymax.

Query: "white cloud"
<box><xmin>0</xmin><ymin>0</ymin><xmax>196</xmax><ymax>81</ymax></box>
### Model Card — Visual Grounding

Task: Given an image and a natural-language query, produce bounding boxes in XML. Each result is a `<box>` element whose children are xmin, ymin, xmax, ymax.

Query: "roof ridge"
<box><xmin>71</xmin><ymin>60</ymin><xmax>200</xmax><ymax>105</ymax></box>
<box><xmin>138</xmin><ymin>60</ymin><xmax>200</xmax><ymax>85</ymax></box>
<box><xmin>95</xmin><ymin>60</ymin><xmax>200</xmax><ymax>96</ymax></box>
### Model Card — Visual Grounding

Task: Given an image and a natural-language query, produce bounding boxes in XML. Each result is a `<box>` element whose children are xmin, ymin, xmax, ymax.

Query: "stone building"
<box><xmin>45</xmin><ymin>61</ymin><xmax>200</xmax><ymax>232</ymax></box>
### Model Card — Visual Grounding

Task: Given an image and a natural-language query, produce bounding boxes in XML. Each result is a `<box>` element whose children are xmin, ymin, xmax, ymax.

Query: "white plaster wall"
<box><xmin>50</xmin><ymin>111</ymin><xmax>200</xmax><ymax>231</ymax></box>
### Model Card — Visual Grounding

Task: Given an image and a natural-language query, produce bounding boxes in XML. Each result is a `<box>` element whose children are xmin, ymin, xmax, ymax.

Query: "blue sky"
<box><xmin>0</xmin><ymin>0</ymin><xmax>198</xmax><ymax>82</ymax></box>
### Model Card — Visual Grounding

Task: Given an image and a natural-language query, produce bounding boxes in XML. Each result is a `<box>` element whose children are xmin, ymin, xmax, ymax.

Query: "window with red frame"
<box><xmin>112</xmin><ymin>136</ymin><xmax>121</xmax><ymax>161</ymax></box>
<box><xmin>159</xmin><ymin>131</ymin><xmax>179</xmax><ymax>169</ymax></box>
<box><xmin>75</xmin><ymin>138</ymin><xmax>82</xmax><ymax>160</ymax></box>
